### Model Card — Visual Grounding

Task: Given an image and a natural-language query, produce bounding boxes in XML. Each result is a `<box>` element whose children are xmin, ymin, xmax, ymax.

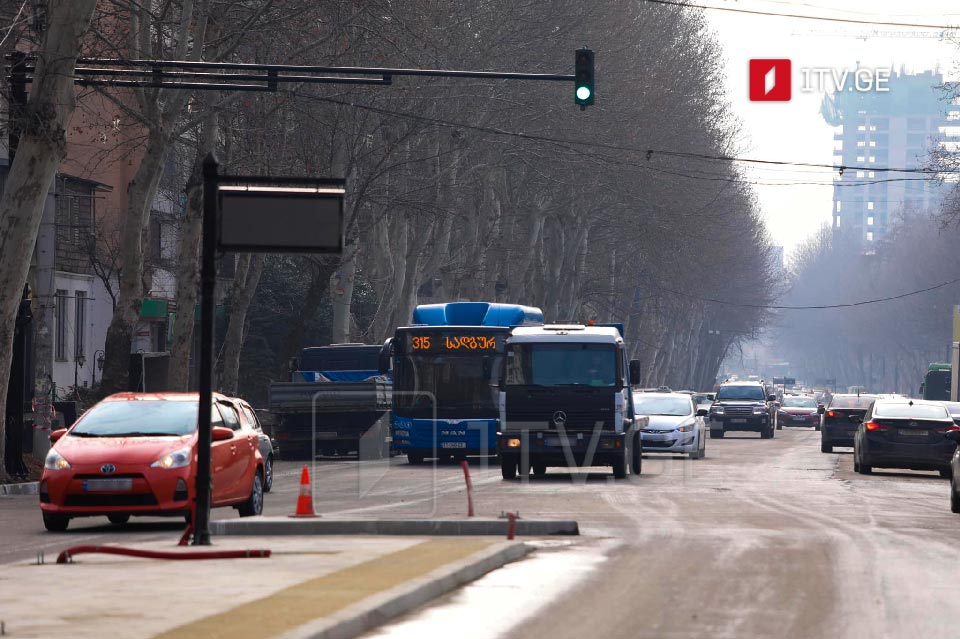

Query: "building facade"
<box><xmin>821</xmin><ymin>68</ymin><xmax>959</xmax><ymax>247</ymax></box>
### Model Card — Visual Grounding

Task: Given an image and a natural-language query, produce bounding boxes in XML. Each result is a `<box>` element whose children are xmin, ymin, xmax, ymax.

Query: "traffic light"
<box><xmin>574</xmin><ymin>47</ymin><xmax>595</xmax><ymax>108</ymax></box>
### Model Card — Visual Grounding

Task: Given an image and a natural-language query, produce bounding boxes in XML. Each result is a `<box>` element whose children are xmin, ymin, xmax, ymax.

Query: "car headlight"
<box><xmin>711</xmin><ymin>406</ymin><xmax>724</xmax><ymax>414</ymax></box>
<box><xmin>150</xmin><ymin>446</ymin><xmax>193</xmax><ymax>469</ymax></box>
<box><xmin>752</xmin><ymin>407</ymin><xmax>765</xmax><ymax>415</ymax></box>
<box><xmin>44</xmin><ymin>449</ymin><xmax>72</xmax><ymax>471</ymax></box>
<box><xmin>677</xmin><ymin>423</ymin><xmax>694</xmax><ymax>432</ymax></box>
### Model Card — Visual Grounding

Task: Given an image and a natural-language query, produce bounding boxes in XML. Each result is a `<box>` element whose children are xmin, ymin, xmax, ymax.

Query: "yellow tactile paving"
<box><xmin>152</xmin><ymin>538</ymin><xmax>496</xmax><ymax>639</ymax></box>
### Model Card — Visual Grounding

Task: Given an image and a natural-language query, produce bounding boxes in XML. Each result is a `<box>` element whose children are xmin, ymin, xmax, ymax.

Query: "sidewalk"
<box><xmin>0</xmin><ymin>535</ymin><xmax>530</xmax><ymax>639</ymax></box>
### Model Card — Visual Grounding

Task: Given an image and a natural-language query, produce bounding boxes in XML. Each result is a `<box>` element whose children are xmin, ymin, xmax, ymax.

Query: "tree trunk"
<box><xmin>275</xmin><ymin>260</ymin><xmax>333</xmax><ymax>380</ymax></box>
<box><xmin>220</xmin><ymin>254</ymin><xmax>264</xmax><ymax>395</ymax></box>
<box><xmin>167</xmin><ymin>112</ymin><xmax>217</xmax><ymax>391</ymax></box>
<box><xmin>100</xmin><ymin>129</ymin><xmax>167</xmax><ymax>394</ymax></box>
<box><xmin>330</xmin><ymin>242</ymin><xmax>359</xmax><ymax>343</ymax></box>
<box><xmin>0</xmin><ymin>0</ymin><xmax>98</xmax><ymax>480</ymax></box>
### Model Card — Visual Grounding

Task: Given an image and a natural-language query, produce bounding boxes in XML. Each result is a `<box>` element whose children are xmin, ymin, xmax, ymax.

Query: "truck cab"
<box><xmin>496</xmin><ymin>324</ymin><xmax>644</xmax><ymax>479</ymax></box>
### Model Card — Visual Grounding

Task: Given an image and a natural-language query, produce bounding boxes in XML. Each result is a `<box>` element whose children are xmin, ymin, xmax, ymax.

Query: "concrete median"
<box><xmin>211</xmin><ymin>516</ymin><xmax>579</xmax><ymax>537</ymax></box>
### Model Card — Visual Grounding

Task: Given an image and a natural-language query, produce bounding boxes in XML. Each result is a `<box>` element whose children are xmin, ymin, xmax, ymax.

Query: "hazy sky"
<box><xmin>701</xmin><ymin>0</ymin><xmax>960</xmax><ymax>261</ymax></box>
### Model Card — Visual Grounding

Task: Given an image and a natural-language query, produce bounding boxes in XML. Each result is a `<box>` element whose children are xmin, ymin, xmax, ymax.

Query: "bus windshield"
<box><xmin>504</xmin><ymin>343</ymin><xmax>619</xmax><ymax>388</ymax></box>
<box><xmin>393</xmin><ymin>354</ymin><xmax>499</xmax><ymax>419</ymax></box>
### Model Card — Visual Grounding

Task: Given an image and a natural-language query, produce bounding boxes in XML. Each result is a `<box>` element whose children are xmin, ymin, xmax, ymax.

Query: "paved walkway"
<box><xmin>0</xmin><ymin>536</ymin><xmax>525</xmax><ymax>639</ymax></box>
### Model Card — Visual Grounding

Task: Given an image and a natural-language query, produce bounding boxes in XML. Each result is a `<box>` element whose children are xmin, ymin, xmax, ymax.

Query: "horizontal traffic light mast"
<box><xmin>9</xmin><ymin>53</ymin><xmax>594</xmax><ymax>100</ymax></box>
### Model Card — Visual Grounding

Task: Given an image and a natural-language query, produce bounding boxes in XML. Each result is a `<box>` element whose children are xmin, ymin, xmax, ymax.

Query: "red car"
<box><xmin>775</xmin><ymin>395</ymin><xmax>821</xmax><ymax>430</ymax></box>
<box><xmin>40</xmin><ymin>392</ymin><xmax>264</xmax><ymax>531</ymax></box>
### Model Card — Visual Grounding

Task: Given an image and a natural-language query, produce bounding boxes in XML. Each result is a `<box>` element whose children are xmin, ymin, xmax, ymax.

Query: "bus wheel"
<box><xmin>408</xmin><ymin>452</ymin><xmax>425</xmax><ymax>465</ymax></box>
<box><xmin>500</xmin><ymin>457</ymin><xmax>518</xmax><ymax>480</ymax></box>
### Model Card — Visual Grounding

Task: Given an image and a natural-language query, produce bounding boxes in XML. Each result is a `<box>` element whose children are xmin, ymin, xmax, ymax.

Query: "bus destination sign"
<box><xmin>409</xmin><ymin>333</ymin><xmax>498</xmax><ymax>352</ymax></box>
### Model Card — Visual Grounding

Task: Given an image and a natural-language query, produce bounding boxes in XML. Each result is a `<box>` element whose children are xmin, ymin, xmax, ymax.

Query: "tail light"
<box><xmin>827</xmin><ymin>411</ymin><xmax>836</xmax><ymax>417</ymax></box>
<box><xmin>864</xmin><ymin>422</ymin><xmax>890</xmax><ymax>432</ymax></box>
<box><xmin>936</xmin><ymin>425</ymin><xmax>960</xmax><ymax>434</ymax></box>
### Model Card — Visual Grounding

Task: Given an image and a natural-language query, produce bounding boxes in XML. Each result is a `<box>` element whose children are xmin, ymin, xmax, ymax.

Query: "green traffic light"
<box><xmin>576</xmin><ymin>86</ymin><xmax>592</xmax><ymax>101</ymax></box>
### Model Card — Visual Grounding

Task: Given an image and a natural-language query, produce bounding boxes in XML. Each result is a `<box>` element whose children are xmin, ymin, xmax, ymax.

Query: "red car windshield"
<box><xmin>70</xmin><ymin>400</ymin><xmax>198</xmax><ymax>437</ymax></box>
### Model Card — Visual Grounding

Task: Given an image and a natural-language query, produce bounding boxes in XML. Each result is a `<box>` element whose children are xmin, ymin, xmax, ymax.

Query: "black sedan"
<box><xmin>854</xmin><ymin>399</ymin><xmax>958</xmax><ymax>477</ymax></box>
<box><xmin>820</xmin><ymin>394</ymin><xmax>878</xmax><ymax>453</ymax></box>
<box><xmin>948</xmin><ymin>430</ymin><xmax>960</xmax><ymax>512</ymax></box>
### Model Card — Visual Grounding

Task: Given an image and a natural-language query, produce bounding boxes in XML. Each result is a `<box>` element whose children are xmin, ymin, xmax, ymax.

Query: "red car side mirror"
<box><xmin>212</xmin><ymin>426</ymin><xmax>235</xmax><ymax>442</ymax></box>
<box><xmin>49</xmin><ymin>428</ymin><xmax>68</xmax><ymax>444</ymax></box>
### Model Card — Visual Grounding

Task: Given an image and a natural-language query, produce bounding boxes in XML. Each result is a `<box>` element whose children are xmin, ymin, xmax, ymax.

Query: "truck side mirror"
<box><xmin>378</xmin><ymin>338</ymin><xmax>393</xmax><ymax>375</ymax></box>
<box><xmin>629</xmin><ymin>360</ymin><xmax>641</xmax><ymax>385</ymax></box>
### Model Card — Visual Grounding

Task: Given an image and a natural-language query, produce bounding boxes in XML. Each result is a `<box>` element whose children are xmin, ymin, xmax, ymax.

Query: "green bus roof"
<box><xmin>928</xmin><ymin>363</ymin><xmax>951</xmax><ymax>372</ymax></box>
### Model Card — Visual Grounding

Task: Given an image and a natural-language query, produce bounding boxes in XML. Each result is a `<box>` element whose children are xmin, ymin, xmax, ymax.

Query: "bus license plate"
<box><xmin>440</xmin><ymin>442</ymin><xmax>466</xmax><ymax>449</ymax></box>
<box><xmin>83</xmin><ymin>478</ymin><xmax>133</xmax><ymax>492</ymax></box>
<box><xmin>731</xmin><ymin>419</ymin><xmax>747</xmax><ymax>423</ymax></box>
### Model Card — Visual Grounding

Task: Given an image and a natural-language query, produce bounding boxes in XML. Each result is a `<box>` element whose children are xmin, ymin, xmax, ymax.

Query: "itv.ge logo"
<box><xmin>749</xmin><ymin>59</ymin><xmax>891</xmax><ymax>102</ymax></box>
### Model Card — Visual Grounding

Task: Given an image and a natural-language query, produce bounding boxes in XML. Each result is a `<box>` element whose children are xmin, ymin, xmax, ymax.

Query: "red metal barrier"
<box><xmin>460</xmin><ymin>460</ymin><xmax>474</xmax><ymax>517</ymax></box>
<box><xmin>506</xmin><ymin>512</ymin><xmax>517</xmax><ymax>540</ymax></box>
<box><xmin>56</xmin><ymin>545</ymin><xmax>271</xmax><ymax>564</ymax></box>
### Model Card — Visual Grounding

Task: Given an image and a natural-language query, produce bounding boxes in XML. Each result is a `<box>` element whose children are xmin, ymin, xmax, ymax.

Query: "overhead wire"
<box><xmin>638</xmin><ymin>0</ymin><xmax>960</xmax><ymax>30</ymax></box>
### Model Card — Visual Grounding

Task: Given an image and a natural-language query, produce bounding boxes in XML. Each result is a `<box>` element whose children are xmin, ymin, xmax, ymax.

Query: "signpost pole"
<box><xmin>193</xmin><ymin>153</ymin><xmax>219</xmax><ymax>545</ymax></box>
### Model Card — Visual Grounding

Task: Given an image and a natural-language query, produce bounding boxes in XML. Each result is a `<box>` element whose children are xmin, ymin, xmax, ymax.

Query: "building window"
<box><xmin>857</xmin><ymin>156</ymin><xmax>865</xmax><ymax>162</ymax></box>
<box><xmin>867</xmin><ymin>232</ymin><xmax>874</xmax><ymax>242</ymax></box>
<box><xmin>150</xmin><ymin>216</ymin><xmax>162</xmax><ymax>264</ymax></box>
<box><xmin>55</xmin><ymin>290</ymin><xmax>68</xmax><ymax>361</ymax></box>
<box><xmin>857</xmin><ymin>125</ymin><xmax>867</xmax><ymax>132</ymax></box>
<box><xmin>74</xmin><ymin>291</ymin><xmax>86</xmax><ymax>359</ymax></box>
<box><xmin>869</xmin><ymin>141</ymin><xmax>877</xmax><ymax>147</ymax></box>
<box><xmin>868</xmin><ymin>157</ymin><xmax>876</xmax><ymax>163</ymax></box>
<box><xmin>856</xmin><ymin>171</ymin><xmax>865</xmax><ymax>178</ymax></box>
<box><xmin>867</xmin><ymin>216</ymin><xmax>874</xmax><ymax>225</ymax></box>
<box><xmin>868</xmin><ymin>172</ymin><xmax>875</xmax><ymax>178</ymax></box>
<box><xmin>857</xmin><ymin>141</ymin><xmax>866</xmax><ymax>148</ymax></box>
<box><xmin>836</xmin><ymin>201</ymin><xmax>842</xmax><ymax>212</ymax></box>
<box><xmin>867</xmin><ymin>202</ymin><xmax>874</xmax><ymax>211</ymax></box>
<box><xmin>836</xmin><ymin>217</ymin><xmax>841</xmax><ymax>227</ymax></box>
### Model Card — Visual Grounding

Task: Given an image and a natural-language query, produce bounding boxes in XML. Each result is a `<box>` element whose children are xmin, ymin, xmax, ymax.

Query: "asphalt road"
<box><xmin>3</xmin><ymin>427</ymin><xmax>959</xmax><ymax>638</ymax></box>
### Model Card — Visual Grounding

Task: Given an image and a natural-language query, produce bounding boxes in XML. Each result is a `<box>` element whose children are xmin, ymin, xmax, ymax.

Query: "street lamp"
<box><xmin>92</xmin><ymin>349</ymin><xmax>104</xmax><ymax>386</ymax></box>
<box><xmin>74</xmin><ymin>353</ymin><xmax>86</xmax><ymax>395</ymax></box>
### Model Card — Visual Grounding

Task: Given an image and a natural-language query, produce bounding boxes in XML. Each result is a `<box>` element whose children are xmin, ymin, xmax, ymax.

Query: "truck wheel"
<box><xmin>612</xmin><ymin>453</ymin><xmax>627</xmax><ymax>479</ymax></box>
<box><xmin>710</xmin><ymin>429</ymin><xmax>724</xmax><ymax>439</ymax></box>
<box><xmin>532</xmin><ymin>463</ymin><xmax>547</xmax><ymax>476</ymax></box>
<box><xmin>631</xmin><ymin>436</ymin><xmax>642</xmax><ymax>475</ymax></box>
<box><xmin>408</xmin><ymin>452</ymin><xmax>425</xmax><ymax>465</ymax></box>
<box><xmin>500</xmin><ymin>457</ymin><xmax>518</xmax><ymax>480</ymax></box>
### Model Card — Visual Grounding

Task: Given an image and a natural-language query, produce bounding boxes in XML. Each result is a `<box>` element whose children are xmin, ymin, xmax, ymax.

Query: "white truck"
<box><xmin>495</xmin><ymin>324</ymin><xmax>645</xmax><ymax>479</ymax></box>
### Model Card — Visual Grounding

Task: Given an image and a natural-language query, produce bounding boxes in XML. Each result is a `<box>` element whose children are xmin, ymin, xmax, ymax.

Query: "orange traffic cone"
<box><xmin>290</xmin><ymin>465</ymin><xmax>318</xmax><ymax>518</ymax></box>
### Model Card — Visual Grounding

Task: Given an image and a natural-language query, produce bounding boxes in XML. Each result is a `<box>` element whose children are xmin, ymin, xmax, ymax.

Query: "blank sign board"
<box><xmin>218</xmin><ymin>188</ymin><xmax>344</xmax><ymax>253</ymax></box>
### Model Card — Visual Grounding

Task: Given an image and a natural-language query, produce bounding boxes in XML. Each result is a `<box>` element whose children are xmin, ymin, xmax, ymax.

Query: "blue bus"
<box><xmin>383</xmin><ymin>302</ymin><xmax>543</xmax><ymax>463</ymax></box>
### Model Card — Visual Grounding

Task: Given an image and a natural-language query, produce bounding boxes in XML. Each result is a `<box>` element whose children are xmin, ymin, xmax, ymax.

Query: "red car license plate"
<box><xmin>83</xmin><ymin>478</ymin><xmax>133</xmax><ymax>491</ymax></box>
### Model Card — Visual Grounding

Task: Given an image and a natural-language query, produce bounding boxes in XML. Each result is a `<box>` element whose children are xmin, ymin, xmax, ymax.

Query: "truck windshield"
<box><xmin>717</xmin><ymin>386</ymin><xmax>765</xmax><ymax>401</ymax></box>
<box><xmin>504</xmin><ymin>343</ymin><xmax>618</xmax><ymax>387</ymax></box>
<box><xmin>393</xmin><ymin>354</ymin><xmax>499</xmax><ymax>419</ymax></box>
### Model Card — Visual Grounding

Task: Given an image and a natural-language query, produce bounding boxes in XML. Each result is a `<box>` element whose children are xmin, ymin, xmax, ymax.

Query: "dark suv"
<box><xmin>709</xmin><ymin>381</ymin><xmax>776</xmax><ymax>439</ymax></box>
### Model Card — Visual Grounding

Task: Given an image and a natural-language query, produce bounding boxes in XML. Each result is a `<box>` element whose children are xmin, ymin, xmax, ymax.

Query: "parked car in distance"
<box><xmin>854</xmin><ymin>399</ymin><xmax>958</xmax><ymax>477</ymax></box>
<box><xmin>236</xmin><ymin>400</ymin><xmax>277</xmax><ymax>492</ymax></box>
<box><xmin>634</xmin><ymin>392</ymin><xmax>707</xmax><ymax>459</ymax></box>
<box><xmin>39</xmin><ymin>392</ymin><xmax>265</xmax><ymax>532</ymax></box>
<box><xmin>776</xmin><ymin>395</ymin><xmax>820</xmax><ymax>430</ymax></box>
<box><xmin>820</xmin><ymin>394</ymin><xmax>879</xmax><ymax>453</ymax></box>
<box><xmin>941</xmin><ymin>402</ymin><xmax>960</xmax><ymax>427</ymax></box>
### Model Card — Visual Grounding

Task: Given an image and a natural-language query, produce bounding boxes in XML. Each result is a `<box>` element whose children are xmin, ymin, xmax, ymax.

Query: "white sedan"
<box><xmin>633</xmin><ymin>392</ymin><xmax>708</xmax><ymax>459</ymax></box>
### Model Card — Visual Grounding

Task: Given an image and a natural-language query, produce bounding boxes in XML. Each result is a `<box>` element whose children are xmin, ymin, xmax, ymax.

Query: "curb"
<box><xmin>0</xmin><ymin>481</ymin><xmax>38</xmax><ymax>496</ymax></box>
<box><xmin>211</xmin><ymin>517</ymin><xmax>579</xmax><ymax>537</ymax></box>
<box><xmin>278</xmin><ymin>541</ymin><xmax>532</xmax><ymax>639</ymax></box>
